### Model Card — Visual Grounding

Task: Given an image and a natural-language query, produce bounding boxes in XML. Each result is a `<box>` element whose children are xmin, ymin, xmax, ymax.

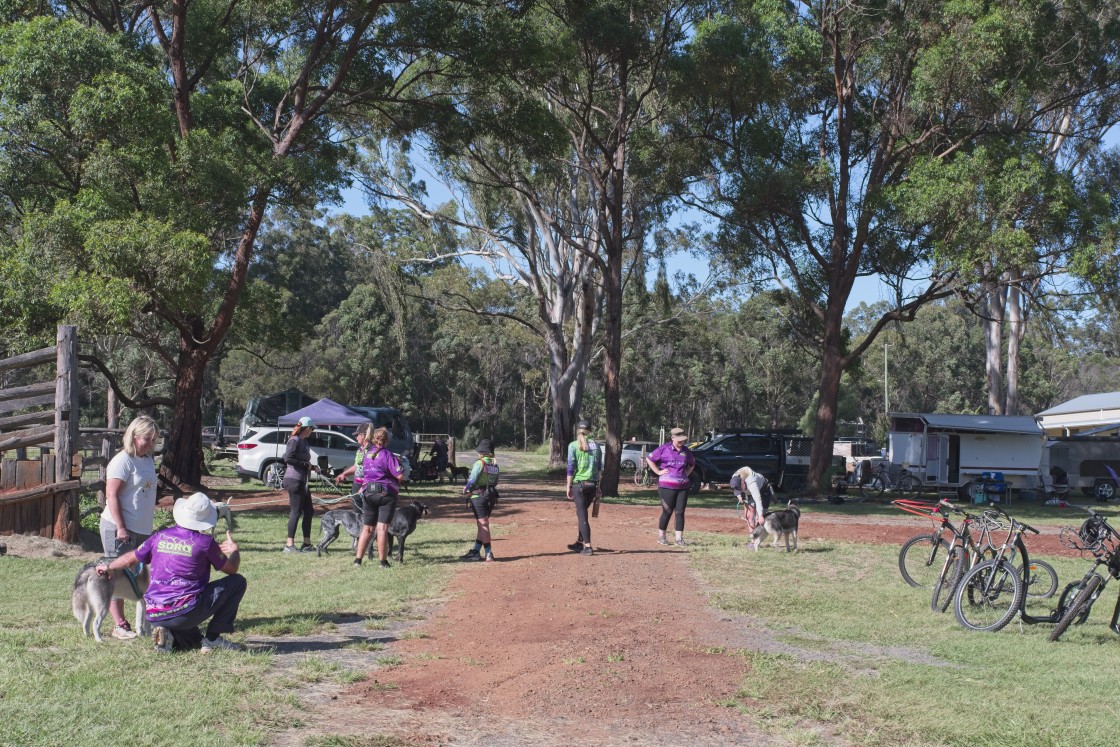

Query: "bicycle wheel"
<box><xmin>953</xmin><ymin>559</ymin><xmax>1024</xmax><ymax>632</ymax></box>
<box><xmin>1050</xmin><ymin>574</ymin><xmax>1103</xmax><ymax>642</ymax></box>
<box><xmin>931</xmin><ymin>546</ymin><xmax>964</xmax><ymax>613</ymax></box>
<box><xmin>859</xmin><ymin>475</ymin><xmax>885</xmax><ymax>499</ymax></box>
<box><xmin>898</xmin><ymin>533</ymin><xmax>949</xmax><ymax>588</ymax></box>
<box><xmin>1055</xmin><ymin>581</ymin><xmax>1094</xmax><ymax>627</ymax></box>
<box><xmin>1022</xmin><ymin>559</ymin><xmax>1058</xmax><ymax>599</ymax></box>
<box><xmin>634</xmin><ymin>468</ymin><xmax>645</xmax><ymax>486</ymax></box>
<box><xmin>642</xmin><ymin>469</ymin><xmax>654</xmax><ymax>487</ymax></box>
<box><xmin>898</xmin><ymin>473</ymin><xmax>919</xmax><ymax>493</ymax></box>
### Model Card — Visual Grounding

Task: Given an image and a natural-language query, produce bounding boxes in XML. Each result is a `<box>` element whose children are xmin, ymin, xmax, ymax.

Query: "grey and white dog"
<box><xmin>72</xmin><ymin>562</ymin><xmax>151</xmax><ymax>641</ymax></box>
<box><xmin>748</xmin><ymin>500</ymin><xmax>801</xmax><ymax>552</ymax></box>
<box><xmin>315</xmin><ymin>507</ymin><xmax>373</xmax><ymax>558</ymax></box>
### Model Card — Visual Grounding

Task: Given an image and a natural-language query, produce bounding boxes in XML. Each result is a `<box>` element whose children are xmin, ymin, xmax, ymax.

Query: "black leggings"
<box><xmin>285</xmin><ymin>479</ymin><xmax>313</xmax><ymax>540</ymax></box>
<box><xmin>573</xmin><ymin>482</ymin><xmax>596</xmax><ymax>544</ymax></box>
<box><xmin>658</xmin><ymin>487</ymin><xmax>689</xmax><ymax>532</ymax></box>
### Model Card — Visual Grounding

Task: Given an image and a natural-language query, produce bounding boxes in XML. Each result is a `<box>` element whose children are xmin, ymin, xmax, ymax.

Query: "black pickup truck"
<box><xmin>688</xmin><ymin>432</ymin><xmax>787</xmax><ymax>492</ymax></box>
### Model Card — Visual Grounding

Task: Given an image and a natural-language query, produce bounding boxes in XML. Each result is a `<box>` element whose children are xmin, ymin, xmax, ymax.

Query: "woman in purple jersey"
<box><xmin>96</xmin><ymin>492</ymin><xmax>246</xmax><ymax>653</ymax></box>
<box><xmin>645</xmin><ymin>427</ymin><xmax>696</xmax><ymax>547</ymax></box>
<box><xmin>353</xmin><ymin>426</ymin><xmax>405</xmax><ymax>569</ymax></box>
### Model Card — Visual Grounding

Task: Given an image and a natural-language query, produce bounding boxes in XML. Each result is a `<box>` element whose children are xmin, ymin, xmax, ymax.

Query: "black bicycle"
<box><xmin>1049</xmin><ymin>508</ymin><xmax>1120</xmax><ymax>642</ymax></box>
<box><xmin>951</xmin><ymin>503</ymin><xmax>1060</xmax><ymax>632</ymax></box>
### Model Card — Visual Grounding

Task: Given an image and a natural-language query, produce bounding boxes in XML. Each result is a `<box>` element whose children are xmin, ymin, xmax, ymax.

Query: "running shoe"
<box><xmin>111</xmin><ymin>624</ymin><xmax>138</xmax><ymax>640</ymax></box>
<box><xmin>460</xmin><ymin>549</ymin><xmax>481</xmax><ymax>561</ymax></box>
<box><xmin>656</xmin><ymin>536</ymin><xmax>669</xmax><ymax>546</ymax></box>
<box><xmin>484</xmin><ymin>552</ymin><xmax>495</xmax><ymax>562</ymax></box>
<box><xmin>200</xmin><ymin>636</ymin><xmax>243</xmax><ymax>653</ymax></box>
<box><xmin>580</xmin><ymin>546</ymin><xmax>594</xmax><ymax>556</ymax></box>
<box><xmin>567</xmin><ymin>541</ymin><xmax>584</xmax><ymax>552</ymax></box>
<box><xmin>380</xmin><ymin>560</ymin><xmax>391</xmax><ymax>568</ymax></box>
<box><xmin>282</xmin><ymin>544</ymin><xmax>300</xmax><ymax>553</ymax></box>
<box><xmin>675</xmin><ymin>538</ymin><xmax>688</xmax><ymax>547</ymax></box>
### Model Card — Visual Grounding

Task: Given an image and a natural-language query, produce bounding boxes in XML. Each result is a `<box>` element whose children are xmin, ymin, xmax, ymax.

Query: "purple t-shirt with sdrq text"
<box><xmin>647</xmin><ymin>442</ymin><xmax>695</xmax><ymax>489</ymax></box>
<box><xmin>361</xmin><ymin>447</ymin><xmax>403</xmax><ymax>497</ymax></box>
<box><xmin>135</xmin><ymin>525</ymin><xmax>227</xmax><ymax>622</ymax></box>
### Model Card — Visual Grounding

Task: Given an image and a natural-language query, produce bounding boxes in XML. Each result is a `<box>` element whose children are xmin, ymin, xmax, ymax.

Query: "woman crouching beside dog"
<box><xmin>353</xmin><ymin>426</ymin><xmax>405</xmax><ymax>569</ymax></box>
<box><xmin>100</xmin><ymin>415</ymin><xmax>160</xmax><ymax>641</ymax></box>
<box><xmin>461</xmin><ymin>439</ymin><xmax>500</xmax><ymax>562</ymax></box>
<box><xmin>97</xmin><ymin>492</ymin><xmax>246</xmax><ymax>653</ymax></box>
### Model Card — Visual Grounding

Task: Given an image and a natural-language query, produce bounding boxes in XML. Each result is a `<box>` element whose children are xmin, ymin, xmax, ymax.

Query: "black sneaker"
<box><xmin>460</xmin><ymin>549</ymin><xmax>481</xmax><ymax>561</ymax></box>
<box><xmin>282</xmin><ymin>544</ymin><xmax>300</xmax><ymax>553</ymax></box>
<box><xmin>380</xmin><ymin>560</ymin><xmax>391</xmax><ymax>568</ymax></box>
<box><xmin>352</xmin><ymin>558</ymin><xmax>362</xmax><ymax>568</ymax></box>
<box><xmin>299</xmin><ymin>543</ymin><xmax>314</xmax><ymax>553</ymax></box>
<box><xmin>567</xmin><ymin>541</ymin><xmax>584</xmax><ymax>552</ymax></box>
<box><xmin>580</xmin><ymin>546</ymin><xmax>594</xmax><ymax>556</ymax></box>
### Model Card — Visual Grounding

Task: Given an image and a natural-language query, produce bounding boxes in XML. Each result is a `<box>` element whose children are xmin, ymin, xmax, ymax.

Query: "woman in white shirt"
<box><xmin>100</xmin><ymin>415</ymin><xmax>159</xmax><ymax>640</ymax></box>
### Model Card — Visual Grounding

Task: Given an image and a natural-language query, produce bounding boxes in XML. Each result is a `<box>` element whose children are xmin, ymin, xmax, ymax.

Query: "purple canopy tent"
<box><xmin>277</xmin><ymin>398</ymin><xmax>371</xmax><ymax>428</ymax></box>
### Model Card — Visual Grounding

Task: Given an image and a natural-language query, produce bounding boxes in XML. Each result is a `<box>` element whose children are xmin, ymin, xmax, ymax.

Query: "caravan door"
<box><xmin>925</xmin><ymin>435</ymin><xmax>950</xmax><ymax>485</ymax></box>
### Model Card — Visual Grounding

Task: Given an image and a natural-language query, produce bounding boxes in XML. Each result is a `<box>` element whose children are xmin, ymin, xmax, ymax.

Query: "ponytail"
<box><xmin>577</xmin><ymin>428</ymin><xmax>590</xmax><ymax>452</ymax></box>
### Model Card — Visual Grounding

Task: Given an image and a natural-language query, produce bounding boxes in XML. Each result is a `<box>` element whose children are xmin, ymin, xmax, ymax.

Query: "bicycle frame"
<box><xmin>975</xmin><ymin>504</ymin><xmax>1058</xmax><ymax>625</ymax></box>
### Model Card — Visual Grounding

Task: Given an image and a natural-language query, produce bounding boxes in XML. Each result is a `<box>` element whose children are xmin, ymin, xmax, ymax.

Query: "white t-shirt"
<box><xmin>100</xmin><ymin>451</ymin><xmax>158</xmax><ymax>534</ymax></box>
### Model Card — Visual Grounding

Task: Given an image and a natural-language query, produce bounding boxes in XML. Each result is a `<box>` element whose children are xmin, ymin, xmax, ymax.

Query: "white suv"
<box><xmin>236</xmin><ymin>427</ymin><xmax>360</xmax><ymax>487</ymax></box>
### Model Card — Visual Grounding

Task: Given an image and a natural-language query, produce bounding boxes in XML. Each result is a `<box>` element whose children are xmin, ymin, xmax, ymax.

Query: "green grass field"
<box><xmin>6</xmin><ymin>451</ymin><xmax>1120</xmax><ymax>746</ymax></box>
<box><xmin>687</xmin><ymin>533</ymin><xmax>1120</xmax><ymax>747</ymax></box>
<box><xmin>0</xmin><ymin>499</ymin><xmax>473</xmax><ymax>747</ymax></box>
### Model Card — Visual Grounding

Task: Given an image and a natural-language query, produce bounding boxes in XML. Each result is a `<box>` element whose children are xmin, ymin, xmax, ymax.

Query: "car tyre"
<box><xmin>261</xmin><ymin>460</ymin><xmax>284</xmax><ymax>489</ymax></box>
<box><xmin>1095</xmin><ymin>480</ymin><xmax>1117</xmax><ymax>502</ymax></box>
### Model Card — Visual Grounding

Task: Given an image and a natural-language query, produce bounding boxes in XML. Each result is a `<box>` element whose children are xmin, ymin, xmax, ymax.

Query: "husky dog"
<box><xmin>748</xmin><ymin>500</ymin><xmax>801</xmax><ymax>552</ymax></box>
<box><xmin>315</xmin><ymin>507</ymin><xmax>373</xmax><ymax>558</ymax></box>
<box><xmin>72</xmin><ymin>562</ymin><xmax>151</xmax><ymax>642</ymax></box>
<box><xmin>387</xmin><ymin>502</ymin><xmax>428</xmax><ymax>563</ymax></box>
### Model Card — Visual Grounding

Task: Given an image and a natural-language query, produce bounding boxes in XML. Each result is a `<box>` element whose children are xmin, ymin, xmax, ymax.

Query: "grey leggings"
<box><xmin>658</xmin><ymin>487</ymin><xmax>689</xmax><ymax>532</ymax></box>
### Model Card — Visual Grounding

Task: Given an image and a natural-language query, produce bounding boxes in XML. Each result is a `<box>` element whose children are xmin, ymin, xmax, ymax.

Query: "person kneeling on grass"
<box><xmin>96</xmin><ymin>491</ymin><xmax>246</xmax><ymax>653</ymax></box>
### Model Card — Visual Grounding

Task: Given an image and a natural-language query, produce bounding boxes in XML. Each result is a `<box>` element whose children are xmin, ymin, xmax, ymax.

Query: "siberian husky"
<box><xmin>748</xmin><ymin>501</ymin><xmax>801</xmax><ymax>552</ymax></box>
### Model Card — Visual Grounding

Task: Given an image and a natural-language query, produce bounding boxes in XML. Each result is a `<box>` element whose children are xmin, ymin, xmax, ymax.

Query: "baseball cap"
<box><xmin>670</xmin><ymin>428</ymin><xmax>687</xmax><ymax>439</ymax></box>
<box><xmin>297</xmin><ymin>416</ymin><xmax>316</xmax><ymax>428</ymax></box>
<box><xmin>576</xmin><ymin>420</ymin><xmax>590</xmax><ymax>430</ymax></box>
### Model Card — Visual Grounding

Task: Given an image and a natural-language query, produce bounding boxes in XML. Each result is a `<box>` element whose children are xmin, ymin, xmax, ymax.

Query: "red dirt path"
<box><xmin>256</xmin><ymin>473</ymin><xmax>1081</xmax><ymax>746</ymax></box>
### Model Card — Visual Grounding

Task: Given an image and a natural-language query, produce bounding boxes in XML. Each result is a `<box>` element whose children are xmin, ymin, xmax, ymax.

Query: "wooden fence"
<box><xmin>0</xmin><ymin>326</ymin><xmax>81</xmax><ymax>541</ymax></box>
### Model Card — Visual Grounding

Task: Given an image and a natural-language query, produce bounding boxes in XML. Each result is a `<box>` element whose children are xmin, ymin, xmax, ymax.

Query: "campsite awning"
<box><xmin>890</xmin><ymin>413</ymin><xmax>1043</xmax><ymax>436</ymax></box>
<box><xmin>277</xmin><ymin>398</ymin><xmax>372</xmax><ymax>427</ymax></box>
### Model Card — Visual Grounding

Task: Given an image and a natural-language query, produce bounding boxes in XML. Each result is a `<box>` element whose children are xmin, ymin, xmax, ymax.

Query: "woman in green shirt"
<box><xmin>565</xmin><ymin>420</ymin><xmax>602</xmax><ymax>556</ymax></box>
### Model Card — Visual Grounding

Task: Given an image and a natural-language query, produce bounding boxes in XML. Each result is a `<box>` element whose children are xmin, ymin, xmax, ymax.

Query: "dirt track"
<box><xmin>257</xmin><ymin>470</ymin><xmax>1082</xmax><ymax>747</ymax></box>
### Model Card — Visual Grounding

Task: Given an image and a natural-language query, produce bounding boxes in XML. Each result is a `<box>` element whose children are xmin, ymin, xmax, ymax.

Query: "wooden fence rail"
<box><xmin>0</xmin><ymin>327</ymin><xmax>80</xmax><ymax>541</ymax></box>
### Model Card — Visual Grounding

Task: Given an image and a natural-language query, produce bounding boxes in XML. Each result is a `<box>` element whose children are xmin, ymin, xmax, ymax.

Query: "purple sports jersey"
<box><xmin>647</xmin><ymin>442</ymin><xmax>695</xmax><ymax>489</ymax></box>
<box><xmin>361</xmin><ymin>447</ymin><xmax>402</xmax><ymax>497</ymax></box>
<box><xmin>135</xmin><ymin>525</ymin><xmax>227</xmax><ymax>621</ymax></box>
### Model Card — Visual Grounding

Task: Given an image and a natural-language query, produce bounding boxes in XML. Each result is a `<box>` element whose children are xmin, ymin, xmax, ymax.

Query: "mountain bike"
<box><xmin>894</xmin><ymin>499</ymin><xmax>953</xmax><ymax>589</ymax></box>
<box><xmin>1050</xmin><ymin>508</ymin><xmax>1120</xmax><ymax>642</ymax></box>
<box><xmin>633</xmin><ymin>461</ymin><xmax>653</xmax><ymax>487</ymax></box>
<box><xmin>861</xmin><ymin>462</ymin><xmax>919</xmax><ymax>498</ymax></box>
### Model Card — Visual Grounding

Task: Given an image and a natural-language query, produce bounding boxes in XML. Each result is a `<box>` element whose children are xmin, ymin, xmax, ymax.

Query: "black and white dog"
<box><xmin>748</xmin><ymin>500</ymin><xmax>801</xmax><ymax>552</ymax></box>
<box><xmin>72</xmin><ymin>562</ymin><xmax>151</xmax><ymax>641</ymax></box>
<box><xmin>388</xmin><ymin>501</ymin><xmax>429</xmax><ymax>563</ymax></box>
<box><xmin>315</xmin><ymin>508</ymin><xmax>372</xmax><ymax>558</ymax></box>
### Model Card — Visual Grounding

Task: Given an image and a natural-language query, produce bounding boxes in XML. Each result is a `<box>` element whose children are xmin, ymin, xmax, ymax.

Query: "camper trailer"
<box><xmin>887</xmin><ymin>413</ymin><xmax>1044</xmax><ymax>491</ymax></box>
<box><xmin>1043</xmin><ymin>437</ymin><xmax>1120</xmax><ymax>501</ymax></box>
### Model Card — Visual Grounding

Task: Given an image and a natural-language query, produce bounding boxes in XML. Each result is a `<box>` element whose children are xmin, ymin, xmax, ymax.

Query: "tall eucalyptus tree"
<box><xmin>679</xmin><ymin>0</ymin><xmax>1120</xmax><ymax>486</ymax></box>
